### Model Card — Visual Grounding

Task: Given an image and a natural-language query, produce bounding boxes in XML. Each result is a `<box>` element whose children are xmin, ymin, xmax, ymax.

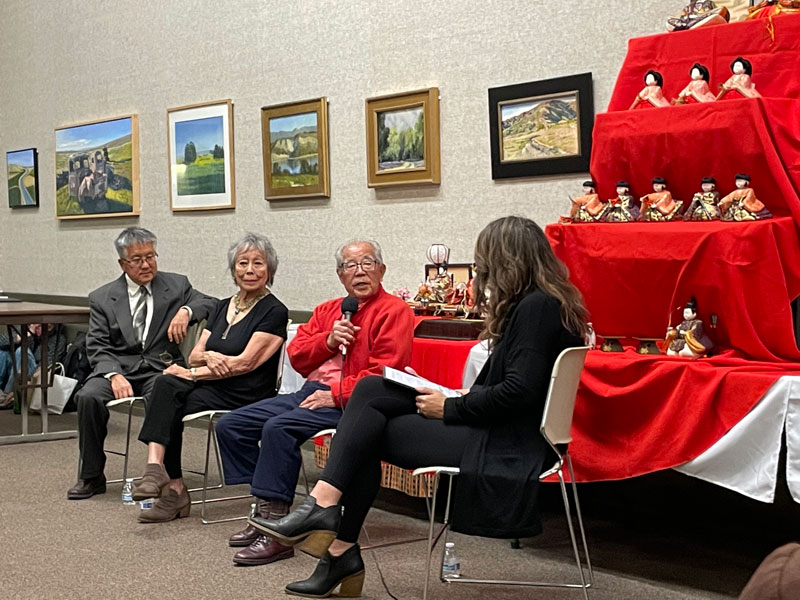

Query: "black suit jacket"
<box><xmin>86</xmin><ymin>271</ymin><xmax>216</xmax><ymax>378</ymax></box>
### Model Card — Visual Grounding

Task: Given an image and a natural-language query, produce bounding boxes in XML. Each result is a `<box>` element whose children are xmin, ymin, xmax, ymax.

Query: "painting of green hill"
<box><xmin>176</xmin><ymin>154</ymin><xmax>225</xmax><ymax>195</ymax></box>
<box><xmin>501</xmin><ymin>95</ymin><xmax>579</xmax><ymax>162</ymax></box>
<box><xmin>6</xmin><ymin>148</ymin><xmax>38</xmax><ymax>207</ymax></box>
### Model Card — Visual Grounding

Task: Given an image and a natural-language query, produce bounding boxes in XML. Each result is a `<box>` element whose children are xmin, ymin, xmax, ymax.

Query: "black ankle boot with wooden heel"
<box><xmin>285</xmin><ymin>544</ymin><xmax>365</xmax><ymax>598</ymax></box>
<box><xmin>249</xmin><ymin>496</ymin><xmax>341</xmax><ymax>548</ymax></box>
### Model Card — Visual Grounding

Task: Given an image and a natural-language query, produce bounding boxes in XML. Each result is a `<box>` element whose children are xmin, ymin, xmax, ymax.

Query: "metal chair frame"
<box><xmin>181</xmin><ymin>321</ymin><xmax>292</xmax><ymax>524</ymax></box>
<box><xmin>77</xmin><ymin>395</ymin><xmax>144</xmax><ymax>485</ymax></box>
<box><xmin>414</xmin><ymin>346</ymin><xmax>594</xmax><ymax>600</ymax></box>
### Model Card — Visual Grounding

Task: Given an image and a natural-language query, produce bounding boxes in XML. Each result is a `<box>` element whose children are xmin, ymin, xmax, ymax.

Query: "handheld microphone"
<box><xmin>340</xmin><ymin>296</ymin><xmax>359</xmax><ymax>357</ymax></box>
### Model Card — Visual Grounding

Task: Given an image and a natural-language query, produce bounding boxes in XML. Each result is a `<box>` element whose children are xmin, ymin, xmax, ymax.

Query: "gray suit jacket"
<box><xmin>86</xmin><ymin>271</ymin><xmax>216</xmax><ymax>378</ymax></box>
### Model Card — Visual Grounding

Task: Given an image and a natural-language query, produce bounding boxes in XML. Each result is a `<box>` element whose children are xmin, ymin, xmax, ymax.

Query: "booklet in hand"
<box><xmin>382</xmin><ymin>366</ymin><xmax>462</xmax><ymax>397</ymax></box>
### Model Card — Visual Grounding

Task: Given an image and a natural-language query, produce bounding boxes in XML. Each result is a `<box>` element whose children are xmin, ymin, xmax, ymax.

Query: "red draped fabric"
<box><xmin>568</xmin><ymin>349</ymin><xmax>800</xmax><ymax>481</ymax></box>
<box><xmin>547</xmin><ymin>218</ymin><xmax>800</xmax><ymax>362</ymax></box>
<box><xmin>410</xmin><ymin>336</ymin><xmax>476</xmax><ymax>390</ymax></box>
<box><xmin>607</xmin><ymin>14</ymin><xmax>800</xmax><ymax>112</ymax></box>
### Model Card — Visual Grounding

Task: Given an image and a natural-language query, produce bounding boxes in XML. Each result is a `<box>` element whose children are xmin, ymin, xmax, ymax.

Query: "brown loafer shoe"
<box><xmin>137</xmin><ymin>487</ymin><xmax>190</xmax><ymax>523</ymax></box>
<box><xmin>131</xmin><ymin>463</ymin><xmax>170</xmax><ymax>501</ymax></box>
<box><xmin>229</xmin><ymin>523</ymin><xmax>262</xmax><ymax>547</ymax></box>
<box><xmin>67</xmin><ymin>475</ymin><xmax>107</xmax><ymax>500</ymax></box>
<box><xmin>233</xmin><ymin>535</ymin><xmax>294</xmax><ymax>566</ymax></box>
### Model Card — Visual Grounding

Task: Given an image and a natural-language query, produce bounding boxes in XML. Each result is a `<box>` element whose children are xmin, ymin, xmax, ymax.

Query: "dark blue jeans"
<box><xmin>215</xmin><ymin>381</ymin><xmax>342</xmax><ymax>502</ymax></box>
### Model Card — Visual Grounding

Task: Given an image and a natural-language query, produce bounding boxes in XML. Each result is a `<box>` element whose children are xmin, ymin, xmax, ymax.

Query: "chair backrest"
<box><xmin>275</xmin><ymin>319</ymin><xmax>292</xmax><ymax>392</ymax></box>
<box><xmin>539</xmin><ymin>346</ymin><xmax>590</xmax><ymax>446</ymax></box>
<box><xmin>179</xmin><ymin>319</ymin><xmax>206</xmax><ymax>361</ymax></box>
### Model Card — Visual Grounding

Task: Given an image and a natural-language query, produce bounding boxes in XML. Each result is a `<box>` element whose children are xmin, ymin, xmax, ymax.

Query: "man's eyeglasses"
<box><xmin>122</xmin><ymin>252</ymin><xmax>158</xmax><ymax>267</ymax></box>
<box><xmin>340</xmin><ymin>258</ymin><xmax>379</xmax><ymax>273</ymax></box>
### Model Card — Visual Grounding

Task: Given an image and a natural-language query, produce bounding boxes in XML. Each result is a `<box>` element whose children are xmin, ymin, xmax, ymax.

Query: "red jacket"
<box><xmin>287</xmin><ymin>286</ymin><xmax>414</xmax><ymax>405</ymax></box>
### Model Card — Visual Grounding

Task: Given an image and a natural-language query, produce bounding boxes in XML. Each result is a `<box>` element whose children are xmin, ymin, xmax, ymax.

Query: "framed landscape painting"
<box><xmin>488</xmin><ymin>73</ymin><xmax>594</xmax><ymax>179</ymax></box>
<box><xmin>167</xmin><ymin>99</ymin><xmax>235</xmax><ymax>211</ymax></box>
<box><xmin>7</xmin><ymin>148</ymin><xmax>39</xmax><ymax>208</ymax></box>
<box><xmin>55</xmin><ymin>115</ymin><xmax>140</xmax><ymax>219</ymax></box>
<box><xmin>261</xmin><ymin>97</ymin><xmax>330</xmax><ymax>200</ymax></box>
<box><xmin>365</xmin><ymin>88</ymin><xmax>440</xmax><ymax>188</ymax></box>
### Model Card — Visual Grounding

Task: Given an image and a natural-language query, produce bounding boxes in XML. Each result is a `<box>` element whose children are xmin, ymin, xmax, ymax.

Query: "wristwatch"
<box><xmin>190</xmin><ymin>367</ymin><xmax>197</xmax><ymax>381</ymax></box>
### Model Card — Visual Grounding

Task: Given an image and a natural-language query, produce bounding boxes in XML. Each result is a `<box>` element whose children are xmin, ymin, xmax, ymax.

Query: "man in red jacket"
<box><xmin>215</xmin><ymin>240</ymin><xmax>414</xmax><ymax>566</ymax></box>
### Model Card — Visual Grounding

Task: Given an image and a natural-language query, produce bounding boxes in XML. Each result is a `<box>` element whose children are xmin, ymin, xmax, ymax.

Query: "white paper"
<box><xmin>382</xmin><ymin>366</ymin><xmax>462</xmax><ymax>397</ymax></box>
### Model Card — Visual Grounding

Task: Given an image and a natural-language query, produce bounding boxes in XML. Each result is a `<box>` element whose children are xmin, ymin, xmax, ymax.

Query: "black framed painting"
<box><xmin>488</xmin><ymin>72</ymin><xmax>594</xmax><ymax>180</ymax></box>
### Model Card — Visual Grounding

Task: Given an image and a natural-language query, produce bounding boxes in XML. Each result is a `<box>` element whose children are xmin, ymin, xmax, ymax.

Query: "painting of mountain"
<box><xmin>500</xmin><ymin>93</ymin><xmax>580</xmax><ymax>162</ymax></box>
<box><xmin>269</xmin><ymin>112</ymin><xmax>320</xmax><ymax>189</ymax></box>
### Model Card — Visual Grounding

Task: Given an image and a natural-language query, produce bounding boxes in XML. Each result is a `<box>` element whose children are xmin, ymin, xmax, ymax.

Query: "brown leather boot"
<box><xmin>131</xmin><ymin>463</ymin><xmax>170</xmax><ymax>501</ymax></box>
<box><xmin>137</xmin><ymin>487</ymin><xmax>190</xmax><ymax>523</ymax></box>
<box><xmin>229</xmin><ymin>498</ymin><xmax>270</xmax><ymax>547</ymax></box>
<box><xmin>232</xmin><ymin>535</ymin><xmax>294</xmax><ymax>566</ymax></box>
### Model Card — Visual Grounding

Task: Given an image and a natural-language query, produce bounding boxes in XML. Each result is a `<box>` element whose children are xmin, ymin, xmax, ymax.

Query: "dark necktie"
<box><xmin>132</xmin><ymin>286</ymin><xmax>149</xmax><ymax>346</ymax></box>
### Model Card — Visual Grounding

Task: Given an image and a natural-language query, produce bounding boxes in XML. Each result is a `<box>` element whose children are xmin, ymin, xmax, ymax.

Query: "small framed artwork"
<box><xmin>261</xmin><ymin>97</ymin><xmax>330</xmax><ymax>200</ymax></box>
<box><xmin>425</xmin><ymin>263</ymin><xmax>473</xmax><ymax>284</ymax></box>
<box><xmin>488</xmin><ymin>73</ymin><xmax>594</xmax><ymax>180</ymax></box>
<box><xmin>55</xmin><ymin>115</ymin><xmax>140</xmax><ymax>219</ymax></box>
<box><xmin>167</xmin><ymin>99</ymin><xmax>235</xmax><ymax>211</ymax></box>
<box><xmin>7</xmin><ymin>148</ymin><xmax>39</xmax><ymax>208</ymax></box>
<box><xmin>365</xmin><ymin>88</ymin><xmax>440</xmax><ymax>188</ymax></box>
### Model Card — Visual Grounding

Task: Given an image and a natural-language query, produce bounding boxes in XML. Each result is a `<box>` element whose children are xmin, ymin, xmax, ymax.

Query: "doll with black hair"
<box><xmin>600</xmin><ymin>181</ymin><xmax>640</xmax><ymax>222</ymax></box>
<box><xmin>717</xmin><ymin>57</ymin><xmax>761</xmax><ymax>100</ymax></box>
<box><xmin>630</xmin><ymin>70</ymin><xmax>670</xmax><ymax>109</ymax></box>
<box><xmin>674</xmin><ymin>63</ymin><xmax>717</xmax><ymax>104</ymax></box>
<box><xmin>666</xmin><ymin>296</ymin><xmax>714</xmax><ymax>358</ymax></box>
<box><xmin>719</xmin><ymin>173</ymin><xmax>772</xmax><ymax>221</ymax></box>
<box><xmin>684</xmin><ymin>177</ymin><xmax>721</xmax><ymax>221</ymax></box>
<box><xmin>640</xmin><ymin>177</ymin><xmax>683</xmax><ymax>221</ymax></box>
<box><xmin>570</xmin><ymin>180</ymin><xmax>606</xmax><ymax>222</ymax></box>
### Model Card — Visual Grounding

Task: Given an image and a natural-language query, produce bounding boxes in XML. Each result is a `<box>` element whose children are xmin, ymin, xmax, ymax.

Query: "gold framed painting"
<box><xmin>167</xmin><ymin>99</ymin><xmax>235</xmax><ymax>211</ymax></box>
<box><xmin>55</xmin><ymin>115</ymin><xmax>140</xmax><ymax>219</ymax></box>
<box><xmin>261</xmin><ymin>97</ymin><xmax>330</xmax><ymax>200</ymax></box>
<box><xmin>365</xmin><ymin>88</ymin><xmax>440</xmax><ymax>188</ymax></box>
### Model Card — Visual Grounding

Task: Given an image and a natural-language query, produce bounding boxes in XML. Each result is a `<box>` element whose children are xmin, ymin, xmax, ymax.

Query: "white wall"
<box><xmin>0</xmin><ymin>0</ymin><xmax>665</xmax><ymax>309</ymax></box>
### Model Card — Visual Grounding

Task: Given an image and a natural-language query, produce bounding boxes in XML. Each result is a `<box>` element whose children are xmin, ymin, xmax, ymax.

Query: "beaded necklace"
<box><xmin>221</xmin><ymin>289</ymin><xmax>268</xmax><ymax>340</ymax></box>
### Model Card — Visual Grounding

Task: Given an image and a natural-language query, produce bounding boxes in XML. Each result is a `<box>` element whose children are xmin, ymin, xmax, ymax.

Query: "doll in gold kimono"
<box><xmin>684</xmin><ymin>177</ymin><xmax>721</xmax><ymax>221</ymax></box>
<box><xmin>640</xmin><ymin>177</ymin><xmax>683</xmax><ymax>221</ymax></box>
<box><xmin>666</xmin><ymin>297</ymin><xmax>714</xmax><ymax>358</ymax></box>
<box><xmin>601</xmin><ymin>181</ymin><xmax>640</xmax><ymax>222</ymax></box>
<box><xmin>570</xmin><ymin>180</ymin><xmax>606</xmax><ymax>222</ymax></box>
<box><xmin>719</xmin><ymin>173</ymin><xmax>772</xmax><ymax>221</ymax></box>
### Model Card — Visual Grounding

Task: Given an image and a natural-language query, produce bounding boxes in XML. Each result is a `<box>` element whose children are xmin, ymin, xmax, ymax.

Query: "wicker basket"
<box><xmin>313</xmin><ymin>434</ymin><xmax>435</xmax><ymax>498</ymax></box>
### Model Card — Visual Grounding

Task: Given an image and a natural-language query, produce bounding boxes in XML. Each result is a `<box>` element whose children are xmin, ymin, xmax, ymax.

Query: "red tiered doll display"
<box><xmin>545</xmin><ymin>15</ymin><xmax>800</xmax><ymax>483</ymax></box>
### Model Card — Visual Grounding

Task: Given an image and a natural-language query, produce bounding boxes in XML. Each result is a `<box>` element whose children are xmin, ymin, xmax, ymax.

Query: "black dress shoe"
<box><xmin>233</xmin><ymin>535</ymin><xmax>294</xmax><ymax>566</ymax></box>
<box><xmin>67</xmin><ymin>475</ymin><xmax>107</xmax><ymax>500</ymax></box>
<box><xmin>248</xmin><ymin>496</ymin><xmax>341</xmax><ymax>549</ymax></box>
<box><xmin>286</xmin><ymin>544</ymin><xmax>365</xmax><ymax>598</ymax></box>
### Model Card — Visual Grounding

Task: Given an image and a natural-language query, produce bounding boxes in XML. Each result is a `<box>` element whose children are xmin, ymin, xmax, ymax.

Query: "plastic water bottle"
<box><xmin>139</xmin><ymin>498</ymin><xmax>154</xmax><ymax>510</ymax></box>
<box><xmin>442</xmin><ymin>541</ymin><xmax>461</xmax><ymax>579</ymax></box>
<box><xmin>121</xmin><ymin>478</ymin><xmax>135</xmax><ymax>505</ymax></box>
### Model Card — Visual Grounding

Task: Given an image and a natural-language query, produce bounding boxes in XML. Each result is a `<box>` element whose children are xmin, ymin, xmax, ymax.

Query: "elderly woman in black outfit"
<box><xmin>132</xmin><ymin>233</ymin><xmax>288</xmax><ymax>523</ymax></box>
<box><xmin>250</xmin><ymin>216</ymin><xmax>589</xmax><ymax>597</ymax></box>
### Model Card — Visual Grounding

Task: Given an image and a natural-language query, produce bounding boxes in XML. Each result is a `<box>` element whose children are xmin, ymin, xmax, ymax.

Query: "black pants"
<box><xmin>76</xmin><ymin>368</ymin><xmax>159</xmax><ymax>479</ymax></box>
<box><xmin>137</xmin><ymin>375</ymin><xmax>248</xmax><ymax>479</ymax></box>
<box><xmin>321</xmin><ymin>376</ymin><xmax>472</xmax><ymax>543</ymax></box>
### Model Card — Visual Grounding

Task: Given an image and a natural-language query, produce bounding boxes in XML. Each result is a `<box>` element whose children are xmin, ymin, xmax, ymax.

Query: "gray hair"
<box><xmin>114</xmin><ymin>227</ymin><xmax>157</xmax><ymax>259</ymax></box>
<box><xmin>228</xmin><ymin>233</ymin><xmax>278</xmax><ymax>286</ymax></box>
<box><xmin>335</xmin><ymin>240</ymin><xmax>384</xmax><ymax>269</ymax></box>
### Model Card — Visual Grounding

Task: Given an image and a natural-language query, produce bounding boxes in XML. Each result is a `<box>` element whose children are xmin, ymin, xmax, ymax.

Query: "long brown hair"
<box><xmin>472</xmin><ymin>216</ymin><xmax>589</xmax><ymax>343</ymax></box>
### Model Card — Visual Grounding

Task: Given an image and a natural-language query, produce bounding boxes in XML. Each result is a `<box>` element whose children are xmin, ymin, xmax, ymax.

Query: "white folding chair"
<box><xmin>182</xmin><ymin>320</ymin><xmax>291</xmax><ymax>524</ymax></box>
<box><xmin>414</xmin><ymin>345</ymin><xmax>593</xmax><ymax>600</ymax></box>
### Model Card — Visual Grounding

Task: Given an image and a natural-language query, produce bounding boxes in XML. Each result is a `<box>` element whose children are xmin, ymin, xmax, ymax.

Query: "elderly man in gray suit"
<box><xmin>68</xmin><ymin>227</ymin><xmax>215</xmax><ymax>500</ymax></box>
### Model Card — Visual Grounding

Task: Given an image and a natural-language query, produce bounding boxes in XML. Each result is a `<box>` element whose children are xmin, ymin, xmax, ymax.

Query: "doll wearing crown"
<box><xmin>666</xmin><ymin>297</ymin><xmax>714</xmax><ymax>358</ymax></box>
<box><xmin>640</xmin><ymin>177</ymin><xmax>683</xmax><ymax>221</ymax></box>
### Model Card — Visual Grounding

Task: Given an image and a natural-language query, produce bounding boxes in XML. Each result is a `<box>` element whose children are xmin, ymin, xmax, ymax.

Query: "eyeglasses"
<box><xmin>122</xmin><ymin>252</ymin><xmax>158</xmax><ymax>267</ymax></box>
<box><xmin>340</xmin><ymin>258</ymin><xmax>379</xmax><ymax>273</ymax></box>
